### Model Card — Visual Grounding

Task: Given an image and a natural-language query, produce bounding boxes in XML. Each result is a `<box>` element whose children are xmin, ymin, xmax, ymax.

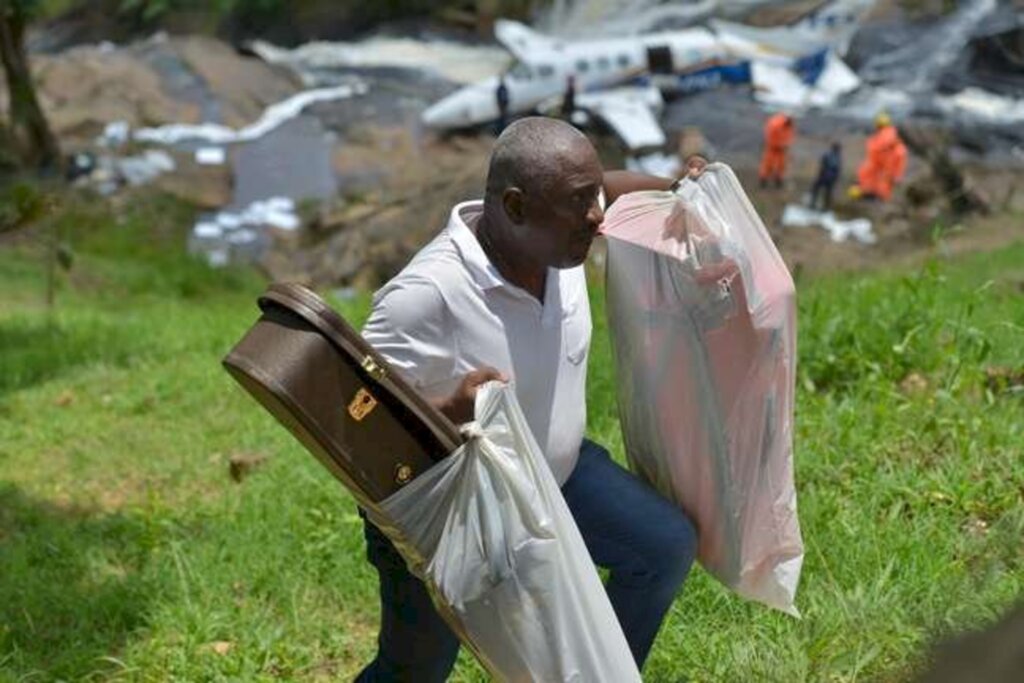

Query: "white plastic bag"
<box><xmin>367</xmin><ymin>382</ymin><xmax>641</xmax><ymax>682</ymax></box>
<box><xmin>601</xmin><ymin>163</ymin><xmax>804</xmax><ymax>615</ymax></box>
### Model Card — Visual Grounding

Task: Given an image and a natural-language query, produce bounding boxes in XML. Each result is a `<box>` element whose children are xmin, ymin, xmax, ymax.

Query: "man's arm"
<box><xmin>602</xmin><ymin>155</ymin><xmax>709</xmax><ymax>205</ymax></box>
<box><xmin>601</xmin><ymin>170</ymin><xmax>674</xmax><ymax>205</ymax></box>
<box><xmin>362</xmin><ymin>276</ymin><xmax>507</xmax><ymax>425</ymax></box>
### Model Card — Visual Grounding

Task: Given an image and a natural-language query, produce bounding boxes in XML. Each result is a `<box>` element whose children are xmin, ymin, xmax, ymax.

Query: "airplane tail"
<box><xmin>494</xmin><ymin>19</ymin><xmax>555</xmax><ymax>60</ymax></box>
<box><xmin>786</xmin><ymin>0</ymin><xmax>876</xmax><ymax>54</ymax></box>
<box><xmin>713</xmin><ymin>0</ymin><xmax>875</xmax><ymax>56</ymax></box>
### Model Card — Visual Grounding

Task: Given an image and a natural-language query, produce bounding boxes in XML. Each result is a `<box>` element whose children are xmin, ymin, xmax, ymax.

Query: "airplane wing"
<box><xmin>751</xmin><ymin>51</ymin><xmax>860</xmax><ymax>109</ymax></box>
<box><xmin>575</xmin><ymin>86</ymin><xmax>667</xmax><ymax>150</ymax></box>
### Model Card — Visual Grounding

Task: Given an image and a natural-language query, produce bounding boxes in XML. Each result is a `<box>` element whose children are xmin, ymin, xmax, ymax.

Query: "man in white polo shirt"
<box><xmin>357</xmin><ymin>117</ymin><xmax>698</xmax><ymax>682</ymax></box>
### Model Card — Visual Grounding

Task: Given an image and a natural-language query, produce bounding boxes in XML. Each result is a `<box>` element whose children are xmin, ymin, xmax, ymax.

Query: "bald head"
<box><xmin>475</xmin><ymin>116</ymin><xmax>604</xmax><ymax>276</ymax></box>
<box><xmin>484</xmin><ymin>117</ymin><xmax>597</xmax><ymax>202</ymax></box>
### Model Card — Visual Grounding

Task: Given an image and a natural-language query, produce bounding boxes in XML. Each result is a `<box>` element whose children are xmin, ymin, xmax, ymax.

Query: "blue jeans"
<box><xmin>355</xmin><ymin>439</ymin><xmax>697</xmax><ymax>682</ymax></box>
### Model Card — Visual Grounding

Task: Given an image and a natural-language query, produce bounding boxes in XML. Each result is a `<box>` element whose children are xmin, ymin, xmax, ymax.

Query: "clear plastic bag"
<box><xmin>367</xmin><ymin>382</ymin><xmax>641</xmax><ymax>682</ymax></box>
<box><xmin>601</xmin><ymin>163</ymin><xmax>803</xmax><ymax>615</ymax></box>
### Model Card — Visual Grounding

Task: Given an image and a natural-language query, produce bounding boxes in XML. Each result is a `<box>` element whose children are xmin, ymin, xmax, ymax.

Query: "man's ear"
<box><xmin>502</xmin><ymin>187</ymin><xmax>525</xmax><ymax>224</ymax></box>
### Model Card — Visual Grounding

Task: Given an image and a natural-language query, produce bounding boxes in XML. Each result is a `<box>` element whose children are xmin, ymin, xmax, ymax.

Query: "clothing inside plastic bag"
<box><xmin>367</xmin><ymin>382</ymin><xmax>642</xmax><ymax>682</ymax></box>
<box><xmin>600</xmin><ymin>163</ymin><xmax>803</xmax><ymax>616</ymax></box>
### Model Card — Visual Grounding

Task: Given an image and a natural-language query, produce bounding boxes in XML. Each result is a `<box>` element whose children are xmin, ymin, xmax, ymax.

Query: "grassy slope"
<box><xmin>1</xmin><ymin>193</ymin><xmax>1021</xmax><ymax>682</ymax></box>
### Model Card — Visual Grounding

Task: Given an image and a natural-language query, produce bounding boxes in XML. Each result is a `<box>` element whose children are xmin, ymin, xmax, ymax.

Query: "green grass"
<box><xmin>1</xmin><ymin>191</ymin><xmax>1022</xmax><ymax>682</ymax></box>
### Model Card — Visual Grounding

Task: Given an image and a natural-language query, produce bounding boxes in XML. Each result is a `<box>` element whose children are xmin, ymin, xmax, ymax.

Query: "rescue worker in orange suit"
<box><xmin>759</xmin><ymin>113</ymin><xmax>794</xmax><ymax>189</ymax></box>
<box><xmin>853</xmin><ymin>113</ymin><xmax>907</xmax><ymax>201</ymax></box>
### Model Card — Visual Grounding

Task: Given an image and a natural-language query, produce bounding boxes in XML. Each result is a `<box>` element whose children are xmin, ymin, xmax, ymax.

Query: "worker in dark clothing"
<box><xmin>810</xmin><ymin>142</ymin><xmax>842</xmax><ymax>211</ymax></box>
<box><xmin>495</xmin><ymin>76</ymin><xmax>510</xmax><ymax>133</ymax></box>
<box><xmin>561</xmin><ymin>75</ymin><xmax>577</xmax><ymax>119</ymax></box>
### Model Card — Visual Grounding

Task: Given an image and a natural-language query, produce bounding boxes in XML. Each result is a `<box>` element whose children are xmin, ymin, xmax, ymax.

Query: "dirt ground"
<box><xmin>322</xmin><ymin>121</ymin><xmax>1024</xmax><ymax>289</ymax></box>
<box><xmin>732</xmin><ymin>157</ymin><xmax>1024</xmax><ymax>278</ymax></box>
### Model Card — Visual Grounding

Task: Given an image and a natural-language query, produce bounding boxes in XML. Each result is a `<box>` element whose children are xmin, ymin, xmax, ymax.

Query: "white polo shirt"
<box><xmin>361</xmin><ymin>200</ymin><xmax>591</xmax><ymax>485</ymax></box>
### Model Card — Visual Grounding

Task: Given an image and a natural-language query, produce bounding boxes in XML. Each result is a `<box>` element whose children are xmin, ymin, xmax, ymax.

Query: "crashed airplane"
<box><xmin>421</xmin><ymin>0</ymin><xmax>875</xmax><ymax>151</ymax></box>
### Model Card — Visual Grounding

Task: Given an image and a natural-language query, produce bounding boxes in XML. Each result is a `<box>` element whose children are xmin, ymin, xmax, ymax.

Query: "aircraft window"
<box><xmin>538</xmin><ymin>64</ymin><xmax>554</xmax><ymax>78</ymax></box>
<box><xmin>510</xmin><ymin>63</ymin><xmax>533</xmax><ymax>80</ymax></box>
<box><xmin>575</xmin><ymin>59</ymin><xmax>590</xmax><ymax>72</ymax></box>
<box><xmin>597</xmin><ymin>56</ymin><xmax>610</xmax><ymax>70</ymax></box>
<box><xmin>617</xmin><ymin>54</ymin><xmax>631</xmax><ymax>68</ymax></box>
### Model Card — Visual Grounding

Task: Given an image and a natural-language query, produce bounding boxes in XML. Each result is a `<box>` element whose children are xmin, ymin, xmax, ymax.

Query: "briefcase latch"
<box><xmin>395</xmin><ymin>463</ymin><xmax>413</xmax><ymax>486</ymax></box>
<box><xmin>348</xmin><ymin>387</ymin><xmax>378</xmax><ymax>422</ymax></box>
<box><xmin>361</xmin><ymin>355</ymin><xmax>387</xmax><ymax>381</ymax></box>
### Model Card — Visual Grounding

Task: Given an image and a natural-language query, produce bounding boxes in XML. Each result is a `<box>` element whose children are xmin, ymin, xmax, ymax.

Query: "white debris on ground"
<box><xmin>626</xmin><ymin>152</ymin><xmax>681</xmax><ymax>178</ymax></box>
<box><xmin>189</xmin><ymin>197</ymin><xmax>300</xmax><ymax>267</ymax></box>
<box><xmin>936</xmin><ymin>88</ymin><xmax>1024</xmax><ymax>125</ymax></box>
<box><xmin>195</xmin><ymin>147</ymin><xmax>226</xmax><ymax>165</ymax></box>
<box><xmin>117</xmin><ymin>149</ymin><xmax>176</xmax><ymax>186</ymax></box>
<box><xmin>839</xmin><ymin>87</ymin><xmax>915</xmax><ymax>123</ymax></box>
<box><xmin>71</xmin><ymin>149</ymin><xmax>177</xmax><ymax>194</ymax></box>
<box><xmin>133</xmin><ymin>82</ymin><xmax>368</xmax><ymax>145</ymax></box>
<box><xmin>250</xmin><ymin>37</ymin><xmax>510</xmax><ymax>86</ymax></box>
<box><xmin>97</xmin><ymin>120</ymin><xmax>131</xmax><ymax>148</ymax></box>
<box><xmin>781</xmin><ymin>203</ymin><xmax>876</xmax><ymax>245</ymax></box>
<box><xmin>76</xmin><ymin>80</ymin><xmax>370</xmax><ymax>267</ymax></box>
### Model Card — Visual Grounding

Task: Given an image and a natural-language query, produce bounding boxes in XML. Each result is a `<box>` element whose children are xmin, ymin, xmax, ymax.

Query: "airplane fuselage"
<box><xmin>422</xmin><ymin>28</ymin><xmax>739</xmax><ymax>129</ymax></box>
<box><xmin>422</xmin><ymin>0</ymin><xmax>873</xmax><ymax>130</ymax></box>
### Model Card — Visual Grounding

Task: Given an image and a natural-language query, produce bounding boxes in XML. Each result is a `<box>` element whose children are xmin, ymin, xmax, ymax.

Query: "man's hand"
<box><xmin>693</xmin><ymin>258</ymin><xmax>739</xmax><ymax>286</ymax></box>
<box><xmin>668</xmin><ymin>156</ymin><xmax>710</xmax><ymax>193</ymax></box>
<box><xmin>434</xmin><ymin>367</ymin><xmax>509</xmax><ymax>424</ymax></box>
<box><xmin>684</xmin><ymin>154</ymin><xmax>709</xmax><ymax>178</ymax></box>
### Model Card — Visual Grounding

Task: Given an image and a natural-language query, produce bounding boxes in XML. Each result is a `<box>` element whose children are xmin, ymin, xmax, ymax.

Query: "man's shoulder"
<box><xmin>373</xmin><ymin>229</ymin><xmax>469</xmax><ymax>308</ymax></box>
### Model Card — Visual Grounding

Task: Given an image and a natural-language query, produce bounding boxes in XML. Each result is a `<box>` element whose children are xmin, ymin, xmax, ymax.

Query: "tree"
<box><xmin>0</xmin><ymin>0</ymin><xmax>60</xmax><ymax>173</ymax></box>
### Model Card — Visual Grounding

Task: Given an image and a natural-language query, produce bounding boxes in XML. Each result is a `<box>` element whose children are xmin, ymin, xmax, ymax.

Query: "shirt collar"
<box><xmin>447</xmin><ymin>200</ymin><xmax>566</xmax><ymax>323</ymax></box>
<box><xmin>447</xmin><ymin>200</ymin><xmax>506</xmax><ymax>291</ymax></box>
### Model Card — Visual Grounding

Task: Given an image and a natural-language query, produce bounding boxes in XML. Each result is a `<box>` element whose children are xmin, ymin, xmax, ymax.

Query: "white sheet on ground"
<box><xmin>134</xmin><ymin>84</ymin><xmax>367</xmax><ymax>145</ymax></box>
<box><xmin>600</xmin><ymin>163</ymin><xmax>803</xmax><ymax>616</ymax></box>
<box><xmin>368</xmin><ymin>383</ymin><xmax>642</xmax><ymax>683</ymax></box>
<box><xmin>251</xmin><ymin>38</ymin><xmax>510</xmax><ymax>85</ymax></box>
<box><xmin>781</xmin><ymin>203</ymin><xmax>876</xmax><ymax>244</ymax></box>
<box><xmin>936</xmin><ymin>87</ymin><xmax>1024</xmax><ymax>125</ymax></box>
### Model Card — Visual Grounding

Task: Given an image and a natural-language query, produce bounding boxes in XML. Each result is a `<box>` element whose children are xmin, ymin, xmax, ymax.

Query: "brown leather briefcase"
<box><xmin>222</xmin><ymin>282</ymin><xmax>462</xmax><ymax>504</ymax></box>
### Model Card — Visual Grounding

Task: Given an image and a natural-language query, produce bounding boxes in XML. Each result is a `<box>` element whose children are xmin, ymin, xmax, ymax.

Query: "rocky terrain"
<box><xmin>2</xmin><ymin>0</ymin><xmax>1021</xmax><ymax>290</ymax></box>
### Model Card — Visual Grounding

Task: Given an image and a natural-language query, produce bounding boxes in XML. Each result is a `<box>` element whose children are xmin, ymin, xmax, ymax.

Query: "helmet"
<box><xmin>875</xmin><ymin>112</ymin><xmax>892</xmax><ymax>128</ymax></box>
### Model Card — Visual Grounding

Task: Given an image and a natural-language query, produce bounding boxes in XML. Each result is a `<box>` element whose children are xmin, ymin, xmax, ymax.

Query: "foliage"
<box><xmin>0</xmin><ymin>194</ymin><xmax>1021</xmax><ymax>681</ymax></box>
<box><xmin>0</xmin><ymin>180</ymin><xmax>47</xmax><ymax>232</ymax></box>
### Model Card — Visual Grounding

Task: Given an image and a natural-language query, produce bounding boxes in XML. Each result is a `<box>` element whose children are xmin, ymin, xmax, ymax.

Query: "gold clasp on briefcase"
<box><xmin>348</xmin><ymin>387</ymin><xmax>378</xmax><ymax>422</ymax></box>
<box><xmin>360</xmin><ymin>355</ymin><xmax>387</xmax><ymax>381</ymax></box>
<box><xmin>394</xmin><ymin>463</ymin><xmax>413</xmax><ymax>486</ymax></box>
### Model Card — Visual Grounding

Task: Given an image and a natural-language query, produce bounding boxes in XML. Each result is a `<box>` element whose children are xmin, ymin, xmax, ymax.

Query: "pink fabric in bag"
<box><xmin>600</xmin><ymin>163</ymin><xmax>803</xmax><ymax>615</ymax></box>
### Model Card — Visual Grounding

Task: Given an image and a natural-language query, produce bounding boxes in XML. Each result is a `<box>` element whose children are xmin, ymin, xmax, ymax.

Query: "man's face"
<box><xmin>520</xmin><ymin>140</ymin><xmax>605</xmax><ymax>269</ymax></box>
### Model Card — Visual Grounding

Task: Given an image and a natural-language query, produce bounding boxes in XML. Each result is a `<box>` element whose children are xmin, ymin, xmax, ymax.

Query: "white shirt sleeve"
<box><xmin>361</xmin><ymin>274</ymin><xmax>456</xmax><ymax>390</ymax></box>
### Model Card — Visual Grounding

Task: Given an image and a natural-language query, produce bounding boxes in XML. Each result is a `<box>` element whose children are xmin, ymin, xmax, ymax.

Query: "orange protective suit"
<box><xmin>759</xmin><ymin>114</ymin><xmax>795</xmax><ymax>184</ymax></box>
<box><xmin>856</xmin><ymin>124</ymin><xmax>906</xmax><ymax>201</ymax></box>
